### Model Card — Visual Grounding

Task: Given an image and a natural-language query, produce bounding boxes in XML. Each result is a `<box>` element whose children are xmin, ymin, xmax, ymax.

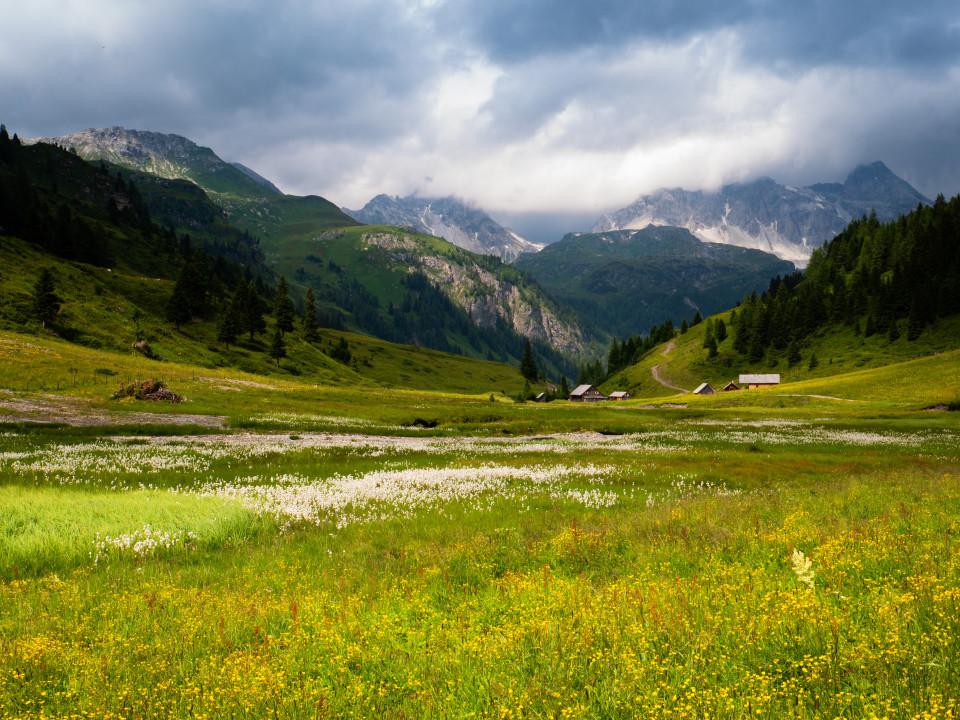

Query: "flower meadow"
<box><xmin>1</xmin><ymin>415</ymin><xmax>959</xmax><ymax>719</ymax></box>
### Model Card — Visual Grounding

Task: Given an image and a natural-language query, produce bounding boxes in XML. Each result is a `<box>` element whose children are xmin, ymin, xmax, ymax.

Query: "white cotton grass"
<box><xmin>792</xmin><ymin>549</ymin><xmax>816</xmax><ymax>591</ymax></box>
<box><xmin>193</xmin><ymin>463</ymin><xmax>621</xmax><ymax>529</ymax></box>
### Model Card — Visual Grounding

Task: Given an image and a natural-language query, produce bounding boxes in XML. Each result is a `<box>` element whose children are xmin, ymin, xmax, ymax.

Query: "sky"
<box><xmin>4</xmin><ymin>0</ymin><xmax>960</xmax><ymax>244</ymax></box>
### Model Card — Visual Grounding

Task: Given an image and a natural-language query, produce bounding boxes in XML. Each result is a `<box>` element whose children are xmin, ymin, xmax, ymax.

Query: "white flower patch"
<box><xmin>643</xmin><ymin>477</ymin><xmax>743</xmax><ymax>508</ymax></box>
<box><xmin>92</xmin><ymin>525</ymin><xmax>198</xmax><ymax>564</ymax></box>
<box><xmin>195</xmin><ymin>463</ymin><xmax>620</xmax><ymax>529</ymax></box>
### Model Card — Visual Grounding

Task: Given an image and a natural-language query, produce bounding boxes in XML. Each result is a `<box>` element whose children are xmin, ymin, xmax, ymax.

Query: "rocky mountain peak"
<box><xmin>590</xmin><ymin>163</ymin><xmax>930</xmax><ymax>267</ymax></box>
<box><xmin>343</xmin><ymin>194</ymin><xmax>544</xmax><ymax>262</ymax></box>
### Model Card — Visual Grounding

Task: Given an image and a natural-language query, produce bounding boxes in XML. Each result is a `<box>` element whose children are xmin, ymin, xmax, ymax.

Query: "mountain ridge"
<box><xmin>591</xmin><ymin>162</ymin><xmax>930</xmax><ymax>266</ymax></box>
<box><xmin>344</xmin><ymin>194</ymin><xmax>544</xmax><ymax>262</ymax></box>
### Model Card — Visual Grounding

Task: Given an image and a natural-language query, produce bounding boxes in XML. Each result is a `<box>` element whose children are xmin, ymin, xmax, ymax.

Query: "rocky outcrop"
<box><xmin>592</xmin><ymin>162</ymin><xmax>930</xmax><ymax>267</ymax></box>
<box><xmin>361</xmin><ymin>232</ymin><xmax>589</xmax><ymax>355</ymax></box>
<box><xmin>348</xmin><ymin>195</ymin><xmax>544</xmax><ymax>262</ymax></box>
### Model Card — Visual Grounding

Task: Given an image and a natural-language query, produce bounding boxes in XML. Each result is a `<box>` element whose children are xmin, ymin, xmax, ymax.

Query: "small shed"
<box><xmin>533</xmin><ymin>392</ymin><xmax>548</xmax><ymax>403</ymax></box>
<box><xmin>693</xmin><ymin>382</ymin><xmax>716</xmax><ymax>395</ymax></box>
<box><xmin>738</xmin><ymin>374</ymin><xmax>781</xmax><ymax>389</ymax></box>
<box><xmin>609</xmin><ymin>391</ymin><xmax>631</xmax><ymax>401</ymax></box>
<box><xmin>570</xmin><ymin>384</ymin><xmax>609</xmax><ymax>402</ymax></box>
<box><xmin>722</xmin><ymin>381</ymin><xmax>740</xmax><ymax>391</ymax></box>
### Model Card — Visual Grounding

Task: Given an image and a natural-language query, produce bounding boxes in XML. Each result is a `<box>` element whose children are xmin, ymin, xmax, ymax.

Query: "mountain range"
<box><xmin>591</xmin><ymin>162</ymin><xmax>930</xmax><ymax>266</ymax></box>
<box><xmin>27</xmin><ymin>126</ymin><xmax>597</xmax><ymax>374</ymax></box>
<box><xmin>343</xmin><ymin>194</ymin><xmax>543</xmax><ymax>262</ymax></box>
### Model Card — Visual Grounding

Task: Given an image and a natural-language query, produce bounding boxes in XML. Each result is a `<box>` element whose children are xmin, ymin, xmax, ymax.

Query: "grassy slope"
<box><xmin>603</xmin><ymin>307</ymin><xmax>960</xmax><ymax>408</ymax></box>
<box><xmin>0</xmin><ymin>235</ymin><xmax>535</xmax><ymax>396</ymax></box>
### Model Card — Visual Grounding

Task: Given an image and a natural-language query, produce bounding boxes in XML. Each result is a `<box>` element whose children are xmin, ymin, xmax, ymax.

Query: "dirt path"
<box><xmin>0</xmin><ymin>391</ymin><xmax>226</xmax><ymax>427</ymax></box>
<box><xmin>650</xmin><ymin>364</ymin><xmax>689</xmax><ymax>394</ymax></box>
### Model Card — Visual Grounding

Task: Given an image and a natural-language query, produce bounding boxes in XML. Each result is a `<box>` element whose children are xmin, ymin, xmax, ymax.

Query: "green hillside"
<box><xmin>514</xmin><ymin>226</ymin><xmax>794</xmax><ymax>338</ymax></box>
<box><xmin>49</xmin><ymin>127</ymin><xmax>596</xmax><ymax>379</ymax></box>
<box><xmin>606</xmin><ymin>307</ymin><xmax>960</xmax><ymax>400</ymax></box>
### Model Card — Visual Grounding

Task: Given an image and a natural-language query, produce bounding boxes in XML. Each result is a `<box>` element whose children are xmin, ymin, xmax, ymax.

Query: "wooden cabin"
<box><xmin>693</xmin><ymin>382</ymin><xmax>716</xmax><ymax>395</ymax></box>
<box><xmin>609</xmin><ymin>391</ymin><xmax>631</xmax><ymax>401</ymax></box>
<box><xmin>569</xmin><ymin>384</ymin><xmax>609</xmax><ymax>402</ymax></box>
<box><xmin>722</xmin><ymin>381</ymin><xmax>740</xmax><ymax>391</ymax></box>
<box><xmin>738</xmin><ymin>374</ymin><xmax>781</xmax><ymax>389</ymax></box>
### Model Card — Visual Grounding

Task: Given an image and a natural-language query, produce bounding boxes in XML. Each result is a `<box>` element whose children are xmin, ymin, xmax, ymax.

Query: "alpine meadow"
<box><xmin>1</xmin><ymin>107</ymin><xmax>959</xmax><ymax>720</ymax></box>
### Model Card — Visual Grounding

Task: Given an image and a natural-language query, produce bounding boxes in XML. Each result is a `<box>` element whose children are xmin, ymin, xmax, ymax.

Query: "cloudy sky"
<box><xmin>4</xmin><ymin>0</ymin><xmax>960</xmax><ymax>241</ymax></box>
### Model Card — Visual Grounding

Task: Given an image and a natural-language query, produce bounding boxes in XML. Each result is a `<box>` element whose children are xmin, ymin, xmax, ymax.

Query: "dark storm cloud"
<box><xmin>3</xmin><ymin>1</ymin><xmax>439</xmax><ymax>144</ymax></box>
<box><xmin>439</xmin><ymin>0</ymin><xmax>960</xmax><ymax>71</ymax></box>
<box><xmin>3</xmin><ymin>0</ymin><xmax>960</xmax><ymax>212</ymax></box>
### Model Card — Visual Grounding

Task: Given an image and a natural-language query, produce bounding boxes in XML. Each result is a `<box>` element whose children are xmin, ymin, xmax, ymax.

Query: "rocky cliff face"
<box><xmin>347</xmin><ymin>195</ymin><xmax>544</xmax><ymax>262</ymax></box>
<box><xmin>361</xmin><ymin>232</ymin><xmax>591</xmax><ymax>355</ymax></box>
<box><xmin>592</xmin><ymin>162</ymin><xmax>930</xmax><ymax>266</ymax></box>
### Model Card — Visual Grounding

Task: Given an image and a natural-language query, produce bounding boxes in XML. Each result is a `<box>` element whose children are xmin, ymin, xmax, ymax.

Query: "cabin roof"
<box><xmin>739</xmin><ymin>374</ymin><xmax>781</xmax><ymax>384</ymax></box>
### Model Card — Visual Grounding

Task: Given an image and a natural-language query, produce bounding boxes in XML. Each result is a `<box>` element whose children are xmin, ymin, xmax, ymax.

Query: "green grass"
<box><xmin>1</xmin><ymin>411</ymin><xmax>958</xmax><ymax>718</ymax></box>
<box><xmin>0</xmin><ymin>485</ymin><xmax>263</xmax><ymax>576</ymax></box>
<box><xmin>0</xmin><ymin>234</ymin><xmax>536</xmax><ymax>396</ymax></box>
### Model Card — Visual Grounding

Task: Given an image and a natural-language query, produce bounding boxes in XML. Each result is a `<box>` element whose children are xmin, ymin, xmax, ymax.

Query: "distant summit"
<box><xmin>344</xmin><ymin>194</ymin><xmax>544</xmax><ymax>262</ymax></box>
<box><xmin>592</xmin><ymin>162</ymin><xmax>930</xmax><ymax>266</ymax></box>
<box><xmin>27</xmin><ymin>126</ymin><xmax>281</xmax><ymax>199</ymax></box>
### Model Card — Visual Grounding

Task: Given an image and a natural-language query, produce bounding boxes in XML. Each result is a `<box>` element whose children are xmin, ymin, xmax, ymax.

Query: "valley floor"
<box><xmin>1</xmin><ymin>389</ymin><xmax>959</xmax><ymax>719</ymax></box>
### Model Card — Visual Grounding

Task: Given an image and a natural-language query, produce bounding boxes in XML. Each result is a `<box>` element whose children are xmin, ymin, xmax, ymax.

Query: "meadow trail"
<box><xmin>651</xmin><ymin>340</ymin><xmax>688</xmax><ymax>393</ymax></box>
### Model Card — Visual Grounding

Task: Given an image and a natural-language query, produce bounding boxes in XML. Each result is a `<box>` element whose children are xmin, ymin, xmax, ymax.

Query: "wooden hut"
<box><xmin>569</xmin><ymin>384</ymin><xmax>609</xmax><ymax>402</ymax></box>
<box><xmin>693</xmin><ymin>382</ymin><xmax>716</xmax><ymax>395</ymax></box>
<box><xmin>738</xmin><ymin>374</ymin><xmax>781</xmax><ymax>389</ymax></box>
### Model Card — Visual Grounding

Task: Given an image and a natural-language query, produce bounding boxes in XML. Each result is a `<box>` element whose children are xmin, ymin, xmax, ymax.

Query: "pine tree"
<box><xmin>268</xmin><ymin>326</ymin><xmax>286</xmax><ymax>368</ymax></box>
<box><xmin>702</xmin><ymin>324</ymin><xmax>714</xmax><ymax>350</ymax></box>
<box><xmin>301</xmin><ymin>288</ymin><xmax>320</xmax><ymax>342</ymax></box>
<box><xmin>273</xmin><ymin>275</ymin><xmax>295</xmax><ymax>338</ymax></box>
<box><xmin>692</xmin><ymin>311</ymin><xmax>702</xmax><ymax>326</ymax></box>
<box><xmin>238</xmin><ymin>280</ymin><xmax>266</xmax><ymax>341</ymax></box>
<box><xmin>808</xmin><ymin>352</ymin><xmax>819</xmax><ymax>370</ymax></box>
<box><xmin>787</xmin><ymin>340</ymin><xmax>802</xmax><ymax>367</ymax></box>
<box><xmin>330</xmin><ymin>337</ymin><xmax>351</xmax><ymax>365</ymax></box>
<box><xmin>166</xmin><ymin>279</ymin><xmax>190</xmax><ymax>331</ymax></box>
<box><xmin>519</xmin><ymin>339</ymin><xmax>539</xmax><ymax>382</ymax></box>
<box><xmin>887</xmin><ymin>319</ymin><xmax>901</xmax><ymax>342</ymax></box>
<box><xmin>216</xmin><ymin>300</ymin><xmax>239</xmax><ymax>349</ymax></box>
<box><xmin>558</xmin><ymin>376</ymin><xmax>570</xmax><ymax>400</ymax></box>
<box><xmin>715</xmin><ymin>318</ymin><xmax>727</xmax><ymax>342</ymax></box>
<box><xmin>680</xmin><ymin>318</ymin><xmax>688</xmax><ymax>334</ymax></box>
<box><xmin>705</xmin><ymin>333</ymin><xmax>718</xmax><ymax>358</ymax></box>
<box><xmin>31</xmin><ymin>268</ymin><xmax>61</xmax><ymax>329</ymax></box>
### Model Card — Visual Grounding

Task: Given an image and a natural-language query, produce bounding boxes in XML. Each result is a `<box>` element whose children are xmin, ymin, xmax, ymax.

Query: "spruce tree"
<box><xmin>787</xmin><ymin>340</ymin><xmax>802</xmax><ymax>367</ymax></box>
<box><xmin>692</xmin><ymin>311</ymin><xmax>702</xmax><ymax>326</ymax></box>
<box><xmin>559</xmin><ymin>376</ymin><xmax>570</xmax><ymax>400</ymax></box>
<box><xmin>887</xmin><ymin>319</ymin><xmax>901</xmax><ymax>342</ymax></box>
<box><xmin>301</xmin><ymin>288</ymin><xmax>320</xmax><ymax>342</ymax></box>
<box><xmin>808</xmin><ymin>352</ymin><xmax>819</xmax><ymax>370</ymax></box>
<box><xmin>166</xmin><ymin>279</ymin><xmax>190</xmax><ymax>331</ymax></box>
<box><xmin>705</xmin><ymin>334</ymin><xmax>718</xmax><ymax>358</ymax></box>
<box><xmin>31</xmin><ymin>268</ymin><xmax>61</xmax><ymax>329</ymax></box>
<box><xmin>273</xmin><ymin>275</ymin><xmax>295</xmax><ymax>338</ymax></box>
<box><xmin>330</xmin><ymin>337</ymin><xmax>351</xmax><ymax>365</ymax></box>
<box><xmin>268</xmin><ymin>326</ymin><xmax>286</xmax><ymax>368</ymax></box>
<box><xmin>216</xmin><ymin>300</ymin><xmax>239</xmax><ymax>349</ymax></box>
<box><xmin>238</xmin><ymin>280</ymin><xmax>266</xmax><ymax>341</ymax></box>
<box><xmin>519</xmin><ymin>339</ymin><xmax>539</xmax><ymax>382</ymax></box>
<box><xmin>715</xmin><ymin>318</ymin><xmax>727</xmax><ymax>342</ymax></box>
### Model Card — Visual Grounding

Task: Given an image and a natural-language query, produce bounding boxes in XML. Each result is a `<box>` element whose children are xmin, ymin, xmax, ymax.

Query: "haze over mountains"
<box><xmin>591</xmin><ymin>162</ymin><xmax>930</xmax><ymax>266</ymax></box>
